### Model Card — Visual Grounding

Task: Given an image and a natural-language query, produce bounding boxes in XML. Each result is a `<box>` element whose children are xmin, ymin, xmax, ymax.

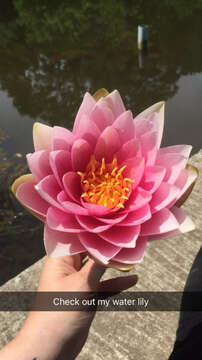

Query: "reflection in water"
<box><xmin>0</xmin><ymin>1</ymin><xmax>202</xmax><ymax>283</ymax></box>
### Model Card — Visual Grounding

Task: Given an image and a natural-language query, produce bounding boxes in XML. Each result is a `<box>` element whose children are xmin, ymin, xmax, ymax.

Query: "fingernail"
<box><xmin>128</xmin><ymin>274</ymin><xmax>138</xmax><ymax>283</ymax></box>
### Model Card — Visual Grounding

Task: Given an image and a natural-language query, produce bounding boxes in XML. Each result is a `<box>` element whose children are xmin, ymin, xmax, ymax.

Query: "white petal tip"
<box><xmin>180</xmin><ymin>217</ymin><xmax>195</xmax><ymax>233</ymax></box>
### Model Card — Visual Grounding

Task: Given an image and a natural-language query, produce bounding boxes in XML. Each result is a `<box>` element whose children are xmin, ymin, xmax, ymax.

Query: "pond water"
<box><xmin>0</xmin><ymin>1</ymin><xmax>202</xmax><ymax>284</ymax></box>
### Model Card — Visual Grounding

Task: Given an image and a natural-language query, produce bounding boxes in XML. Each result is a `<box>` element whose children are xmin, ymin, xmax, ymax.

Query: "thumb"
<box><xmin>80</xmin><ymin>258</ymin><xmax>106</xmax><ymax>288</ymax></box>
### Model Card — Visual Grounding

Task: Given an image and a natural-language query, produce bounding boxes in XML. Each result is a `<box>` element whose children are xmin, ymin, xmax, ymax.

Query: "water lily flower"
<box><xmin>12</xmin><ymin>89</ymin><xmax>198</xmax><ymax>269</ymax></box>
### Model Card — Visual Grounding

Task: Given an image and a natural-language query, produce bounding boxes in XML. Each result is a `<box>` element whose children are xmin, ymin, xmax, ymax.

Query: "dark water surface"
<box><xmin>0</xmin><ymin>1</ymin><xmax>202</xmax><ymax>284</ymax></box>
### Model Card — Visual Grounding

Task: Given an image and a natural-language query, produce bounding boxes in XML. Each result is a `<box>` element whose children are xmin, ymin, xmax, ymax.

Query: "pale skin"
<box><xmin>0</xmin><ymin>254</ymin><xmax>138</xmax><ymax>360</ymax></box>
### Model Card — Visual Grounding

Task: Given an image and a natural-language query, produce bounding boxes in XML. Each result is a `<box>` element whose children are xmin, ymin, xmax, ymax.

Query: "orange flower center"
<box><xmin>77</xmin><ymin>156</ymin><xmax>134</xmax><ymax>209</ymax></box>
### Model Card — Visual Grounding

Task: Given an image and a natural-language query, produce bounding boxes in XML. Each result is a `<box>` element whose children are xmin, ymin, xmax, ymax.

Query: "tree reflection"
<box><xmin>0</xmin><ymin>1</ymin><xmax>202</xmax><ymax>125</ymax></box>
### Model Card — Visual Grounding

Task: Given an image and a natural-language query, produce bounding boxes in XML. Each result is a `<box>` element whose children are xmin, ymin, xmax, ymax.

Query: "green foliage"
<box><xmin>0</xmin><ymin>0</ymin><xmax>202</xmax><ymax>124</ymax></box>
<box><xmin>9</xmin><ymin>0</ymin><xmax>202</xmax><ymax>47</ymax></box>
<box><xmin>13</xmin><ymin>0</ymin><xmax>140</xmax><ymax>45</ymax></box>
<box><xmin>0</xmin><ymin>0</ymin><xmax>201</xmax><ymax>47</ymax></box>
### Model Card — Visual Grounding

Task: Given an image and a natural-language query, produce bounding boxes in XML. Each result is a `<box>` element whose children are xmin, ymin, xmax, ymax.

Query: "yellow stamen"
<box><xmin>121</xmin><ymin>195</ymin><xmax>129</xmax><ymax>200</ymax></box>
<box><xmin>77</xmin><ymin>171</ymin><xmax>84</xmax><ymax>180</ymax></box>
<box><xmin>112</xmin><ymin>157</ymin><xmax>117</xmax><ymax>167</ymax></box>
<box><xmin>111</xmin><ymin>167</ymin><xmax>118</xmax><ymax>176</ymax></box>
<box><xmin>117</xmin><ymin>203</ymin><xmax>125</xmax><ymax>208</ymax></box>
<box><xmin>118</xmin><ymin>165</ymin><xmax>127</xmax><ymax>175</ymax></box>
<box><xmin>124</xmin><ymin>178</ymin><xmax>134</xmax><ymax>183</ymax></box>
<box><xmin>78</xmin><ymin>156</ymin><xmax>134</xmax><ymax>209</ymax></box>
<box><xmin>100</xmin><ymin>158</ymin><xmax>105</xmax><ymax>175</ymax></box>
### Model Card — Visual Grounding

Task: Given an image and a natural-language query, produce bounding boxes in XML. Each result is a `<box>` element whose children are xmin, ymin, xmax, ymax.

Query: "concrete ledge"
<box><xmin>1</xmin><ymin>150</ymin><xmax>202</xmax><ymax>359</ymax></box>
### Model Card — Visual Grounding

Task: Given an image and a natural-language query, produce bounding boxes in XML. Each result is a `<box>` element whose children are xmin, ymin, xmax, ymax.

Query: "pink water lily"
<box><xmin>12</xmin><ymin>89</ymin><xmax>198</xmax><ymax>269</ymax></box>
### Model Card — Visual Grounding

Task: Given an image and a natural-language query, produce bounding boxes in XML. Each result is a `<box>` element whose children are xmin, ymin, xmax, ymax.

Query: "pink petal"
<box><xmin>47</xmin><ymin>207</ymin><xmax>85</xmax><ymax>233</ymax></box>
<box><xmin>140</xmin><ymin>131</ymin><xmax>158</xmax><ymax>166</ymax></box>
<box><xmin>61</xmin><ymin>201</ymin><xmax>88</xmax><ymax>215</ymax></box>
<box><xmin>96</xmin><ymin>212</ymin><xmax>128</xmax><ymax>225</ymax></box>
<box><xmin>148</xmin><ymin>207</ymin><xmax>195</xmax><ymax>240</ymax></box>
<box><xmin>107</xmin><ymin>260</ymin><xmax>137</xmax><ymax>268</ymax></box>
<box><xmin>80</xmin><ymin>199</ymin><xmax>111</xmax><ymax>216</ymax></box>
<box><xmin>57</xmin><ymin>190</ymin><xmax>68</xmax><ymax>203</ymax></box>
<box><xmin>16</xmin><ymin>180</ymin><xmax>49</xmax><ymax>219</ymax></box>
<box><xmin>76</xmin><ymin>215</ymin><xmax>112</xmax><ymax>233</ymax></box>
<box><xmin>170</xmin><ymin>206</ymin><xmax>195</xmax><ymax>233</ymax></box>
<box><xmin>99</xmin><ymin>225</ymin><xmax>140</xmax><ymax>248</ymax></box>
<box><xmin>119</xmin><ymin>204</ymin><xmax>151</xmax><ymax>226</ymax></box>
<box><xmin>36</xmin><ymin>175</ymin><xmax>64</xmax><ymax>210</ymax></box>
<box><xmin>89</xmin><ymin>100</ymin><xmax>115</xmax><ymax>132</ymax></box>
<box><xmin>77</xmin><ymin>115</ymin><xmax>101</xmax><ymax>148</ymax></box>
<box><xmin>123</xmin><ymin>187</ymin><xmax>152</xmax><ymax>213</ymax></box>
<box><xmin>105</xmin><ymin>90</ymin><xmax>125</xmax><ymax>118</ymax></box>
<box><xmin>33</xmin><ymin>122</ymin><xmax>53</xmax><ymax>151</ymax></box>
<box><xmin>78</xmin><ymin>232</ymin><xmax>120</xmax><ymax>264</ymax></box>
<box><xmin>57</xmin><ymin>190</ymin><xmax>89</xmax><ymax>215</ymax></box>
<box><xmin>135</xmin><ymin>113</ymin><xmax>157</xmax><ymax>139</ymax></box>
<box><xmin>159</xmin><ymin>145</ymin><xmax>192</xmax><ymax>159</ymax></box>
<box><xmin>52</xmin><ymin>126</ymin><xmax>75</xmax><ymax>151</ymax></box>
<box><xmin>156</xmin><ymin>153</ymin><xmax>187</xmax><ymax>184</ymax></box>
<box><xmin>123</xmin><ymin>157</ymin><xmax>145</xmax><ymax>188</ymax></box>
<box><xmin>147</xmin><ymin>230</ymin><xmax>179</xmax><ymax>241</ymax></box>
<box><xmin>174</xmin><ymin>168</ymin><xmax>188</xmax><ymax>190</ymax></box>
<box><xmin>73</xmin><ymin>92</ymin><xmax>96</xmax><ymax>134</ymax></box>
<box><xmin>150</xmin><ymin>182</ymin><xmax>180</xmax><ymax>213</ymax></box>
<box><xmin>49</xmin><ymin>150</ymin><xmax>72</xmax><ymax>188</ymax></box>
<box><xmin>26</xmin><ymin>150</ymin><xmax>52</xmax><ymax>182</ymax></box>
<box><xmin>12</xmin><ymin>174</ymin><xmax>35</xmax><ymax>195</ymax></box>
<box><xmin>63</xmin><ymin>172</ymin><xmax>81</xmax><ymax>203</ymax></box>
<box><xmin>175</xmin><ymin>168</ymin><xmax>197</xmax><ymax>202</ymax></box>
<box><xmin>141</xmin><ymin>208</ymin><xmax>179</xmax><ymax>236</ymax></box>
<box><xmin>71</xmin><ymin>139</ymin><xmax>92</xmax><ymax>171</ymax></box>
<box><xmin>115</xmin><ymin>138</ymin><xmax>141</xmax><ymax>163</ymax></box>
<box><xmin>135</xmin><ymin>101</ymin><xmax>165</xmax><ymax>148</ymax></box>
<box><xmin>44</xmin><ymin>224</ymin><xmax>85</xmax><ymax>257</ymax></box>
<box><xmin>140</xmin><ymin>165</ymin><xmax>166</xmax><ymax>193</ymax></box>
<box><xmin>94</xmin><ymin>126</ymin><xmax>121</xmax><ymax>162</ymax></box>
<box><xmin>113</xmin><ymin>236</ymin><xmax>147</xmax><ymax>264</ymax></box>
<box><xmin>112</xmin><ymin>110</ymin><xmax>135</xmax><ymax>144</ymax></box>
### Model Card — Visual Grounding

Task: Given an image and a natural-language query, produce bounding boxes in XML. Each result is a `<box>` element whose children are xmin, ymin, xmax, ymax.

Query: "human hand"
<box><xmin>0</xmin><ymin>254</ymin><xmax>138</xmax><ymax>360</ymax></box>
